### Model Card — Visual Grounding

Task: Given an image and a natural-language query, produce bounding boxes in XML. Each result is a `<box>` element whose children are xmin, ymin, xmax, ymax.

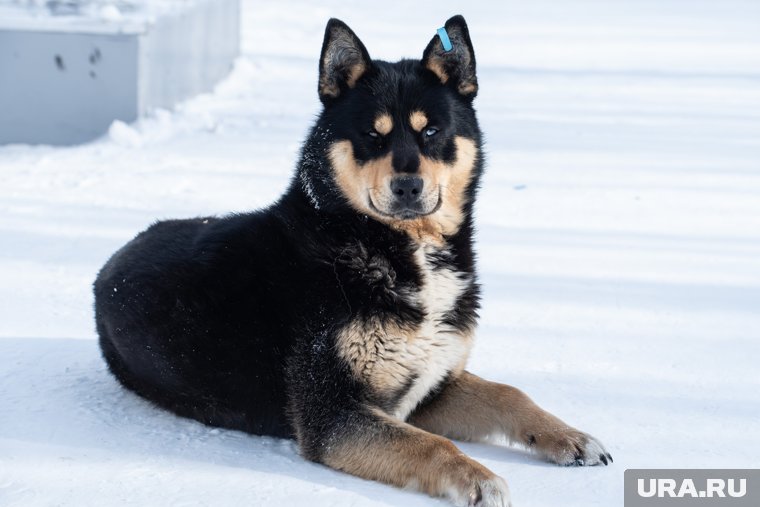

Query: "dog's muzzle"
<box><xmin>390</xmin><ymin>176</ymin><xmax>424</xmax><ymax>208</ymax></box>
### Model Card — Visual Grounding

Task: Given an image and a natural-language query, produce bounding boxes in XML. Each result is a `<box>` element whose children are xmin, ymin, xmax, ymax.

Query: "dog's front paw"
<box><xmin>473</xmin><ymin>476</ymin><xmax>512</xmax><ymax>507</ymax></box>
<box><xmin>448</xmin><ymin>474</ymin><xmax>512</xmax><ymax>507</ymax></box>
<box><xmin>531</xmin><ymin>428</ymin><xmax>612</xmax><ymax>467</ymax></box>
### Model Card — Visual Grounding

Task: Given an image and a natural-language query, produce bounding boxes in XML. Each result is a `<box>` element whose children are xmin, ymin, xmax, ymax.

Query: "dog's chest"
<box><xmin>336</xmin><ymin>245</ymin><xmax>473</xmax><ymax>421</ymax></box>
<box><xmin>391</xmin><ymin>247</ymin><xmax>472</xmax><ymax>419</ymax></box>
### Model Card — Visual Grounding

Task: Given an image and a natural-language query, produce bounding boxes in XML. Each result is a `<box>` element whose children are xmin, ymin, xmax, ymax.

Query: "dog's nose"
<box><xmin>390</xmin><ymin>176</ymin><xmax>423</xmax><ymax>205</ymax></box>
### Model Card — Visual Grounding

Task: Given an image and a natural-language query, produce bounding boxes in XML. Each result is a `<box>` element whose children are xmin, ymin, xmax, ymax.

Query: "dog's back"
<box><xmin>96</xmin><ymin>212</ymin><xmax>304</xmax><ymax>436</ymax></box>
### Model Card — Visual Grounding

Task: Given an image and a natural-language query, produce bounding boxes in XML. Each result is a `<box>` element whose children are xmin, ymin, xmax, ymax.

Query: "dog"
<box><xmin>94</xmin><ymin>15</ymin><xmax>611</xmax><ymax>507</ymax></box>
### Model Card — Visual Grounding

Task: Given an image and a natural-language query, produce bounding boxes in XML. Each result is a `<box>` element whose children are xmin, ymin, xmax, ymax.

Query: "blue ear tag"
<box><xmin>437</xmin><ymin>27</ymin><xmax>453</xmax><ymax>52</ymax></box>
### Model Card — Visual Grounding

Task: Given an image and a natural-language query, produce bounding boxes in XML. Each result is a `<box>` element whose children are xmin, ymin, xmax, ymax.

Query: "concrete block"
<box><xmin>0</xmin><ymin>0</ymin><xmax>239</xmax><ymax>145</ymax></box>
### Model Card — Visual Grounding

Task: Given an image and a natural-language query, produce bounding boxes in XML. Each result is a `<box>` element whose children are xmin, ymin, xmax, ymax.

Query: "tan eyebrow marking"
<box><xmin>409</xmin><ymin>111</ymin><xmax>428</xmax><ymax>132</ymax></box>
<box><xmin>373</xmin><ymin>113</ymin><xmax>393</xmax><ymax>136</ymax></box>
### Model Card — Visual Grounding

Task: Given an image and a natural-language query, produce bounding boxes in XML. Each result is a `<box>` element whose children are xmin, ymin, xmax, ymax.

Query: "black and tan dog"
<box><xmin>94</xmin><ymin>15</ymin><xmax>611</xmax><ymax>507</ymax></box>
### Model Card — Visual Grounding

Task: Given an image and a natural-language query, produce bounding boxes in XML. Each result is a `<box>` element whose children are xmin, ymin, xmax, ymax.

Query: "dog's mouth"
<box><xmin>367</xmin><ymin>189</ymin><xmax>442</xmax><ymax>220</ymax></box>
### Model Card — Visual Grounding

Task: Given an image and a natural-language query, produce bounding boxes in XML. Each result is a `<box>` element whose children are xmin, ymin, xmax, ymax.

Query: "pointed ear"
<box><xmin>318</xmin><ymin>19</ymin><xmax>371</xmax><ymax>103</ymax></box>
<box><xmin>422</xmin><ymin>15</ymin><xmax>477</xmax><ymax>98</ymax></box>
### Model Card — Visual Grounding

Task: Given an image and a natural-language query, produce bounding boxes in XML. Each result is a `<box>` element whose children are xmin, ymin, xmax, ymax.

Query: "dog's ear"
<box><xmin>422</xmin><ymin>15</ymin><xmax>477</xmax><ymax>98</ymax></box>
<box><xmin>318</xmin><ymin>18</ymin><xmax>371</xmax><ymax>103</ymax></box>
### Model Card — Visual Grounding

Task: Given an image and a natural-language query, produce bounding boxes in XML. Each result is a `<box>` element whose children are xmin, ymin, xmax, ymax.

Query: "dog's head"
<box><xmin>302</xmin><ymin>15</ymin><xmax>482</xmax><ymax>243</ymax></box>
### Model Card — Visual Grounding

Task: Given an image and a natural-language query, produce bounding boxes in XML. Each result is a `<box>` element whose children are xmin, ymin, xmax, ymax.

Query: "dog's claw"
<box><xmin>539</xmin><ymin>429</ymin><xmax>611</xmax><ymax>467</ymax></box>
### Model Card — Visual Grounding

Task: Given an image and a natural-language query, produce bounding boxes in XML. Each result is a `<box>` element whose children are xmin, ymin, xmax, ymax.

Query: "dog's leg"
<box><xmin>300</xmin><ymin>407</ymin><xmax>511</xmax><ymax>507</ymax></box>
<box><xmin>407</xmin><ymin>371</ymin><xmax>612</xmax><ymax>466</ymax></box>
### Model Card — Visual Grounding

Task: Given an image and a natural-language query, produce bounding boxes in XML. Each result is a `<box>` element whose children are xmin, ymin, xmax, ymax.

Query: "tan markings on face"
<box><xmin>330</xmin><ymin>141</ymin><xmax>437</xmax><ymax>222</ymax></box>
<box><xmin>390</xmin><ymin>136</ymin><xmax>478</xmax><ymax>245</ymax></box>
<box><xmin>329</xmin><ymin>136</ymin><xmax>478</xmax><ymax>245</ymax></box>
<box><xmin>330</xmin><ymin>140</ymin><xmax>394</xmax><ymax>218</ymax></box>
<box><xmin>374</xmin><ymin>113</ymin><xmax>393</xmax><ymax>136</ymax></box>
<box><xmin>409</xmin><ymin>111</ymin><xmax>428</xmax><ymax>132</ymax></box>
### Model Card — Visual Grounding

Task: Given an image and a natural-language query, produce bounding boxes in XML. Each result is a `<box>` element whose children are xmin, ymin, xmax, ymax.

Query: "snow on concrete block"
<box><xmin>0</xmin><ymin>0</ymin><xmax>239</xmax><ymax>146</ymax></box>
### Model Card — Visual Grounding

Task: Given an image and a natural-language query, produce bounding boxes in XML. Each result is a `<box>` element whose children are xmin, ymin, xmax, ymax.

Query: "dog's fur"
<box><xmin>94</xmin><ymin>16</ymin><xmax>611</xmax><ymax>507</ymax></box>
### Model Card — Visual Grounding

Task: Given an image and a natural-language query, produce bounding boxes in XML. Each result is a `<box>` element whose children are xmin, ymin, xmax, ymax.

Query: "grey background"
<box><xmin>0</xmin><ymin>0</ymin><xmax>239</xmax><ymax>145</ymax></box>
<box><xmin>625</xmin><ymin>470</ymin><xmax>760</xmax><ymax>507</ymax></box>
<box><xmin>0</xmin><ymin>30</ymin><xmax>139</xmax><ymax>145</ymax></box>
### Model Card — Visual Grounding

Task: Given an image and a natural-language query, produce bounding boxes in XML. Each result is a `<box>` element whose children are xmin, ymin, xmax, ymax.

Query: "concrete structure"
<box><xmin>0</xmin><ymin>0</ymin><xmax>239</xmax><ymax>145</ymax></box>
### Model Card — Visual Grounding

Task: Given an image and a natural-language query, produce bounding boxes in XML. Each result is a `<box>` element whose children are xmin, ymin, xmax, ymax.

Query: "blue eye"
<box><xmin>367</xmin><ymin>130</ymin><xmax>380</xmax><ymax>138</ymax></box>
<box><xmin>424</xmin><ymin>127</ymin><xmax>439</xmax><ymax>137</ymax></box>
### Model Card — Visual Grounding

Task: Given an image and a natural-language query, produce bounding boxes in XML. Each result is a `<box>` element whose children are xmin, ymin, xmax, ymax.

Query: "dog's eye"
<box><xmin>424</xmin><ymin>127</ymin><xmax>439</xmax><ymax>138</ymax></box>
<box><xmin>367</xmin><ymin>130</ymin><xmax>380</xmax><ymax>139</ymax></box>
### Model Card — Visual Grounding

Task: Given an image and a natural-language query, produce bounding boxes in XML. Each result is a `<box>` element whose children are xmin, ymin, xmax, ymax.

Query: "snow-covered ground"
<box><xmin>0</xmin><ymin>0</ymin><xmax>189</xmax><ymax>25</ymax></box>
<box><xmin>2</xmin><ymin>1</ymin><xmax>760</xmax><ymax>505</ymax></box>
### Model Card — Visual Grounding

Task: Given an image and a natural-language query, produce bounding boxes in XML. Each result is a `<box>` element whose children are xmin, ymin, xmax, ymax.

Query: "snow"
<box><xmin>1</xmin><ymin>0</ymin><xmax>760</xmax><ymax>505</ymax></box>
<box><xmin>0</xmin><ymin>0</ymin><xmax>200</xmax><ymax>32</ymax></box>
<box><xmin>0</xmin><ymin>0</ymin><xmax>189</xmax><ymax>22</ymax></box>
